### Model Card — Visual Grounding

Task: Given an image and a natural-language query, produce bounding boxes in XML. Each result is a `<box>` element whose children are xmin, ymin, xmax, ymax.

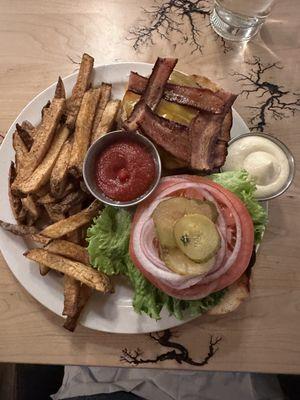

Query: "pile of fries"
<box><xmin>1</xmin><ymin>53</ymin><xmax>122</xmax><ymax>331</ymax></box>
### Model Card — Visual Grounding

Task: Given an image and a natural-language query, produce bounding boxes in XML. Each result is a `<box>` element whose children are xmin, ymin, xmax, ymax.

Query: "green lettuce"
<box><xmin>210</xmin><ymin>170</ymin><xmax>267</xmax><ymax>243</ymax></box>
<box><xmin>87</xmin><ymin>170</ymin><xmax>267</xmax><ymax>320</ymax></box>
<box><xmin>87</xmin><ymin>206</ymin><xmax>225</xmax><ymax>320</ymax></box>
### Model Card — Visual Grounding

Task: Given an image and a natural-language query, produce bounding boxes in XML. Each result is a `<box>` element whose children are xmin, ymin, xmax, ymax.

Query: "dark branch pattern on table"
<box><xmin>231</xmin><ymin>56</ymin><xmax>300</xmax><ymax>132</ymax></box>
<box><xmin>120</xmin><ymin>329</ymin><xmax>222</xmax><ymax>366</ymax></box>
<box><xmin>128</xmin><ymin>0</ymin><xmax>231</xmax><ymax>54</ymax></box>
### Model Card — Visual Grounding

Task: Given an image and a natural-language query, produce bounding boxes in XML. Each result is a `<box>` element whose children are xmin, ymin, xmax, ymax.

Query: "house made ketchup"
<box><xmin>95</xmin><ymin>138</ymin><xmax>156</xmax><ymax>202</ymax></box>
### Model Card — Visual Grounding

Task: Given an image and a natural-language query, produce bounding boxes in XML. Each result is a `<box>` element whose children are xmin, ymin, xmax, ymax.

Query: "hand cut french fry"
<box><xmin>68</xmin><ymin>88</ymin><xmax>101</xmax><ymax>177</ymax></box>
<box><xmin>25</xmin><ymin>98</ymin><xmax>65</xmax><ymax>173</ymax></box>
<box><xmin>63</xmin><ymin>276</ymin><xmax>81</xmax><ymax>317</ymax></box>
<box><xmin>21</xmin><ymin>195</ymin><xmax>40</xmax><ymax>221</ymax></box>
<box><xmin>46</xmin><ymin>239</ymin><xmax>89</xmax><ymax>264</ymax></box>
<box><xmin>16</xmin><ymin>123</ymin><xmax>33</xmax><ymax>151</ymax></box>
<box><xmin>39</xmin><ymin>264</ymin><xmax>50</xmax><ymax>276</ymax></box>
<box><xmin>41</xmin><ymin>100</ymin><xmax>51</xmax><ymax>119</ymax></box>
<box><xmin>8</xmin><ymin>162</ymin><xmax>26</xmax><ymax>224</ymax></box>
<box><xmin>63</xmin><ymin>284</ymin><xmax>92</xmax><ymax>332</ymax></box>
<box><xmin>0</xmin><ymin>220</ymin><xmax>38</xmax><ymax>236</ymax></box>
<box><xmin>24</xmin><ymin>248</ymin><xmax>112</xmax><ymax>292</ymax></box>
<box><xmin>91</xmin><ymin>99</ymin><xmax>121</xmax><ymax>143</ymax></box>
<box><xmin>37</xmin><ymin>193</ymin><xmax>56</xmax><ymax>205</ymax></box>
<box><xmin>44</xmin><ymin>203</ymin><xmax>65</xmax><ymax>222</ymax></box>
<box><xmin>12</xmin><ymin>129</ymin><xmax>28</xmax><ymax>176</ymax></box>
<box><xmin>16</xmin><ymin>125</ymin><xmax>69</xmax><ymax>194</ymax></box>
<box><xmin>92</xmin><ymin>83</ymin><xmax>112</xmax><ymax>136</ymax></box>
<box><xmin>21</xmin><ymin>120</ymin><xmax>36</xmax><ymax>137</ymax></box>
<box><xmin>40</xmin><ymin>200</ymin><xmax>101</xmax><ymax>238</ymax></box>
<box><xmin>66</xmin><ymin>53</ymin><xmax>94</xmax><ymax>130</ymax></box>
<box><xmin>54</xmin><ymin>76</ymin><xmax>66</xmax><ymax>100</ymax></box>
<box><xmin>0</xmin><ymin>220</ymin><xmax>51</xmax><ymax>245</ymax></box>
<box><xmin>58</xmin><ymin>191</ymin><xmax>87</xmax><ymax>212</ymax></box>
<box><xmin>50</xmin><ymin>140</ymin><xmax>71</xmax><ymax>198</ymax></box>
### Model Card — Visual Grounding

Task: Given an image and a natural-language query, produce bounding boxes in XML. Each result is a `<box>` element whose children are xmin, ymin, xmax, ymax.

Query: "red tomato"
<box><xmin>129</xmin><ymin>175</ymin><xmax>254</xmax><ymax>300</ymax></box>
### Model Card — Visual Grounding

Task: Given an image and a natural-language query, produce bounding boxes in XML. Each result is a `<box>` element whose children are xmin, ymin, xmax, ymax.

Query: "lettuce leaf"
<box><xmin>87</xmin><ymin>170</ymin><xmax>266</xmax><ymax>320</ymax></box>
<box><xmin>210</xmin><ymin>170</ymin><xmax>267</xmax><ymax>243</ymax></box>
<box><xmin>87</xmin><ymin>207</ymin><xmax>225</xmax><ymax>320</ymax></box>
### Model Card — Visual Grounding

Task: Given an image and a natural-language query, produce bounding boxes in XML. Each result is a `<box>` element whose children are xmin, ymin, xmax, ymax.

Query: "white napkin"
<box><xmin>52</xmin><ymin>366</ymin><xmax>284</xmax><ymax>400</ymax></box>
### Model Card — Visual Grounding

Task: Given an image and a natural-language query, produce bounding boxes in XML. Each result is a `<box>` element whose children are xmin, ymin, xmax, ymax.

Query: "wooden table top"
<box><xmin>0</xmin><ymin>0</ymin><xmax>299</xmax><ymax>374</ymax></box>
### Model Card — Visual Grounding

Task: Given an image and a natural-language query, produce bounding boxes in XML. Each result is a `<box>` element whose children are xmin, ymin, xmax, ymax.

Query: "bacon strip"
<box><xmin>128</xmin><ymin>71</ymin><xmax>225</xmax><ymax>114</ymax></box>
<box><xmin>190</xmin><ymin>93</ymin><xmax>237</xmax><ymax>170</ymax></box>
<box><xmin>137</xmin><ymin>105</ymin><xmax>190</xmax><ymax>162</ymax></box>
<box><xmin>123</xmin><ymin>58</ymin><xmax>178</xmax><ymax>131</ymax></box>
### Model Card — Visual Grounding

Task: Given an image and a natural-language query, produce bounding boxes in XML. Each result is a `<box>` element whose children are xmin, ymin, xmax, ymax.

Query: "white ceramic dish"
<box><xmin>0</xmin><ymin>62</ymin><xmax>250</xmax><ymax>334</ymax></box>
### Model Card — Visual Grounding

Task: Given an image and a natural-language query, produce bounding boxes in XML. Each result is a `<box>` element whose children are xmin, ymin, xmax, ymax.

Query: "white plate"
<box><xmin>0</xmin><ymin>63</ymin><xmax>249</xmax><ymax>334</ymax></box>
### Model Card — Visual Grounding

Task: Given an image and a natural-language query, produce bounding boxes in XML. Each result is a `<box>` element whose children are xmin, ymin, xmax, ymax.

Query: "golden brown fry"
<box><xmin>40</xmin><ymin>200</ymin><xmax>100</xmax><ymax>238</ymax></box>
<box><xmin>50</xmin><ymin>140</ymin><xmax>71</xmax><ymax>198</ymax></box>
<box><xmin>91</xmin><ymin>83</ymin><xmax>112</xmax><ymax>136</ymax></box>
<box><xmin>16</xmin><ymin>123</ymin><xmax>33</xmax><ymax>151</ymax></box>
<box><xmin>29</xmin><ymin>234</ymin><xmax>52</xmax><ymax>245</ymax></box>
<box><xmin>8</xmin><ymin>162</ymin><xmax>26</xmax><ymax>224</ymax></box>
<box><xmin>23</xmin><ymin>98</ymin><xmax>65</xmax><ymax>176</ymax></box>
<box><xmin>37</xmin><ymin>193</ymin><xmax>56</xmax><ymax>205</ymax></box>
<box><xmin>46</xmin><ymin>239</ymin><xmax>89</xmax><ymax>264</ymax></box>
<box><xmin>68</xmin><ymin>88</ymin><xmax>101</xmax><ymax>177</ymax></box>
<box><xmin>16</xmin><ymin>125</ymin><xmax>69</xmax><ymax>194</ymax></box>
<box><xmin>63</xmin><ymin>284</ymin><xmax>92</xmax><ymax>332</ymax></box>
<box><xmin>44</xmin><ymin>203</ymin><xmax>65</xmax><ymax>222</ymax></box>
<box><xmin>21</xmin><ymin>195</ymin><xmax>40</xmax><ymax>221</ymax></box>
<box><xmin>47</xmin><ymin>193</ymin><xmax>85</xmax><ymax>216</ymax></box>
<box><xmin>0</xmin><ymin>228</ymin><xmax>51</xmax><ymax>244</ymax></box>
<box><xmin>41</xmin><ymin>100</ymin><xmax>51</xmax><ymax>118</ymax></box>
<box><xmin>35</xmin><ymin>183</ymin><xmax>51</xmax><ymax>198</ymax></box>
<box><xmin>208</xmin><ymin>274</ymin><xmax>250</xmax><ymax>315</ymax></box>
<box><xmin>39</xmin><ymin>264</ymin><xmax>50</xmax><ymax>276</ymax></box>
<box><xmin>91</xmin><ymin>100</ymin><xmax>121</xmax><ymax>143</ymax></box>
<box><xmin>24</xmin><ymin>248</ymin><xmax>111</xmax><ymax>292</ymax></box>
<box><xmin>54</xmin><ymin>76</ymin><xmax>66</xmax><ymax>100</ymax></box>
<box><xmin>12</xmin><ymin>129</ymin><xmax>28</xmax><ymax>175</ymax></box>
<box><xmin>63</xmin><ymin>276</ymin><xmax>81</xmax><ymax>317</ymax></box>
<box><xmin>0</xmin><ymin>220</ymin><xmax>37</xmax><ymax>236</ymax></box>
<box><xmin>66</xmin><ymin>53</ymin><xmax>94</xmax><ymax>130</ymax></box>
<box><xmin>22</xmin><ymin>120</ymin><xmax>35</xmax><ymax>135</ymax></box>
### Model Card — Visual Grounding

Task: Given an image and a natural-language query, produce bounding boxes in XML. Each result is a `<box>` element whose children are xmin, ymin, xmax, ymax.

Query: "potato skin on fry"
<box><xmin>91</xmin><ymin>99</ymin><xmax>121</xmax><ymax>143</ymax></box>
<box><xmin>26</xmin><ymin>98</ymin><xmax>65</xmax><ymax>173</ymax></box>
<box><xmin>92</xmin><ymin>83</ymin><xmax>112</xmax><ymax>137</ymax></box>
<box><xmin>68</xmin><ymin>88</ymin><xmax>101</xmax><ymax>177</ymax></box>
<box><xmin>50</xmin><ymin>140</ymin><xmax>71</xmax><ymax>198</ymax></box>
<box><xmin>40</xmin><ymin>200</ymin><xmax>101</xmax><ymax>238</ymax></box>
<box><xmin>24</xmin><ymin>248</ymin><xmax>112</xmax><ymax>292</ymax></box>
<box><xmin>63</xmin><ymin>284</ymin><xmax>92</xmax><ymax>332</ymax></box>
<box><xmin>17</xmin><ymin>125</ymin><xmax>69</xmax><ymax>194</ymax></box>
<box><xmin>54</xmin><ymin>76</ymin><xmax>66</xmax><ymax>100</ymax></box>
<box><xmin>63</xmin><ymin>276</ymin><xmax>81</xmax><ymax>317</ymax></box>
<box><xmin>66</xmin><ymin>53</ymin><xmax>94</xmax><ymax>130</ymax></box>
<box><xmin>8</xmin><ymin>162</ymin><xmax>26</xmax><ymax>224</ymax></box>
<box><xmin>46</xmin><ymin>239</ymin><xmax>89</xmax><ymax>265</ymax></box>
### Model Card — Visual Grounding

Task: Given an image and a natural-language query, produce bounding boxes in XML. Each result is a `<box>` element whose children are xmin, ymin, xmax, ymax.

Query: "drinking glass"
<box><xmin>210</xmin><ymin>0</ymin><xmax>275</xmax><ymax>41</ymax></box>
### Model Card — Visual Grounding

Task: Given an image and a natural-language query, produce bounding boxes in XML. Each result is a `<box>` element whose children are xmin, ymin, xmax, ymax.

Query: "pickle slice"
<box><xmin>174</xmin><ymin>214</ymin><xmax>220</xmax><ymax>262</ymax></box>
<box><xmin>152</xmin><ymin>197</ymin><xmax>218</xmax><ymax>248</ymax></box>
<box><xmin>162</xmin><ymin>247</ymin><xmax>215</xmax><ymax>276</ymax></box>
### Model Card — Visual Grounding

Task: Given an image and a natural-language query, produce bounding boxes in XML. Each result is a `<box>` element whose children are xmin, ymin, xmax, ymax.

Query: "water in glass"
<box><xmin>210</xmin><ymin>0</ymin><xmax>274</xmax><ymax>41</ymax></box>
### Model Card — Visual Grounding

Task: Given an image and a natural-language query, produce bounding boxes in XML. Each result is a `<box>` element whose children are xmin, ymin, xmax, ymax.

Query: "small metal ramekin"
<box><xmin>83</xmin><ymin>130</ymin><xmax>161</xmax><ymax>207</ymax></box>
<box><xmin>225</xmin><ymin>133</ymin><xmax>295</xmax><ymax>202</ymax></box>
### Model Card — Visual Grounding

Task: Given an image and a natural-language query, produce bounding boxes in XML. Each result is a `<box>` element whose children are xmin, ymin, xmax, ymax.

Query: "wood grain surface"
<box><xmin>0</xmin><ymin>0</ymin><xmax>300</xmax><ymax>373</ymax></box>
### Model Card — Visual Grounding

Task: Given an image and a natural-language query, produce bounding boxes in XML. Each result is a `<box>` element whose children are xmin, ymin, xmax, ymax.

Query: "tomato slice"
<box><xmin>129</xmin><ymin>175</ymin><xmax>254</xmax><ymax>300</ymax></box>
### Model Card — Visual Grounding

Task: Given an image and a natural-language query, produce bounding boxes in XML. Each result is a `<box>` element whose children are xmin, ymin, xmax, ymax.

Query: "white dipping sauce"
<box><xmin>223</xmin><ymin>136</ymin><xmax>290</xmax><ymax>198</ymax></box>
